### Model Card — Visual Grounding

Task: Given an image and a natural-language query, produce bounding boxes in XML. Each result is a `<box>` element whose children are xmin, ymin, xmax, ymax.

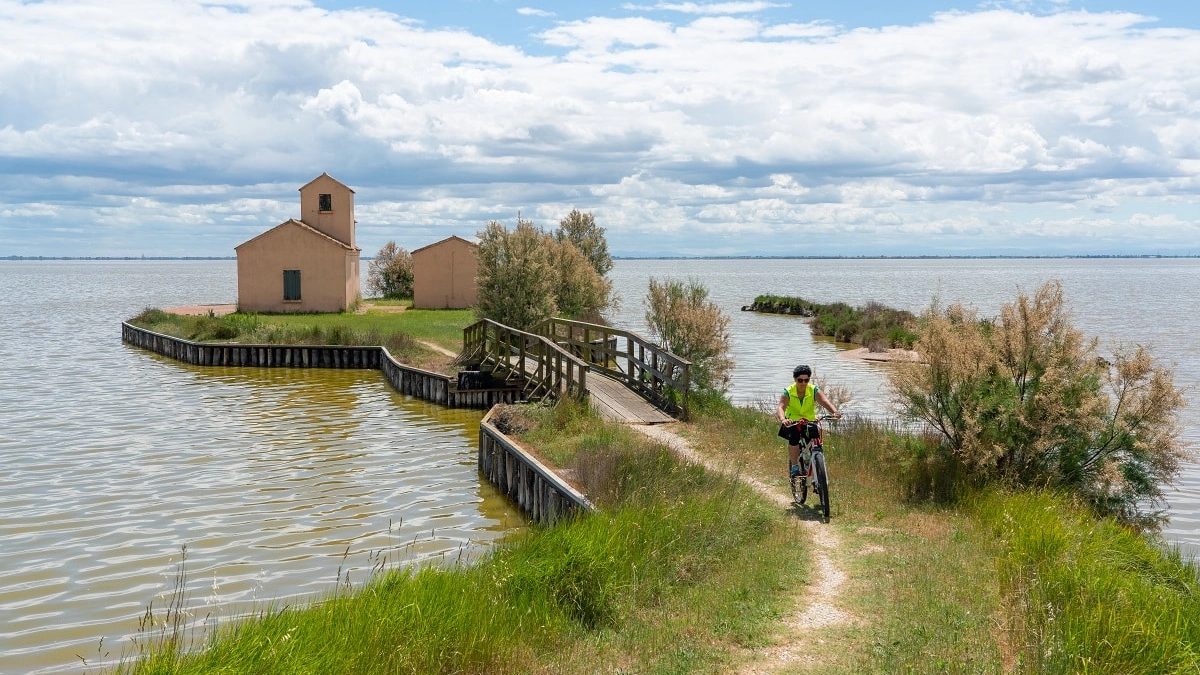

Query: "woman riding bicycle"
<box><xmin>777</xmin><ymin>364</ymin><xmax>841</xmax><ymax>477</ymax></box>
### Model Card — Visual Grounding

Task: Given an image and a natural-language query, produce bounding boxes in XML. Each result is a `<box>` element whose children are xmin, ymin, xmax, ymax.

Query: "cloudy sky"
<box><xmin>2</xmin><ymin>0</ymin><xmax>1199</xmax><ymax>258</ymax></box>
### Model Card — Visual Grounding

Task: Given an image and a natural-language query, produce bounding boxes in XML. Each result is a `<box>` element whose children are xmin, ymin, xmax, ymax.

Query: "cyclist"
<box><xmin>777</xmin><ymin>364</ymin><xmax>841</xmax><ymax>478</ymax></box>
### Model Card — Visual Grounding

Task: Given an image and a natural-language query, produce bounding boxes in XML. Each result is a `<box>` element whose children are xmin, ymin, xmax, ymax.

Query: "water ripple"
<box><xmin>1</xmin><ymin>261</ymin><xmax>522</xmax><ymax>675</ymax></box>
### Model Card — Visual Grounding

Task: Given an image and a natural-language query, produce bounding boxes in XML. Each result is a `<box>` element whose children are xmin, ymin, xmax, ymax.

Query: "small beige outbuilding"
<box><xmin>235</xmin><ymin>173</ymin><xmax>361</xmax><ymax>313</ymax></box>
<box><xmin>411</xmin><ymin>235</ymin><xmax>478</xmax><ymax>309</ymax></box>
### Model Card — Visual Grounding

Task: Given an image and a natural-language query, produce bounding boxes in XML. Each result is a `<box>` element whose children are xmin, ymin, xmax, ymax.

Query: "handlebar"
<box><xmin>781</xmin><ymin>414</ymin><xmax>840</xmax><ymax>426</ymax></box>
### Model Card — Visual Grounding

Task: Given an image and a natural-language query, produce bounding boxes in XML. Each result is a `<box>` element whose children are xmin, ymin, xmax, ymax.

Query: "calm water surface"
<box><xmin>0</xmin><ymin>261</ymin><xmax>520</xmax><ymax>675</ymax></box>
<box><xmin>3</xmin><ymin>257</ymin><xmax>1200</xmax><ymax>673</ymax></box>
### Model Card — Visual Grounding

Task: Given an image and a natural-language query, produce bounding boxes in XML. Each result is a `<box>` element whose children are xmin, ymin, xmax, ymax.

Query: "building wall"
<box><xmin>412</xmin><ymin>237</ymin><xmax>479</xmax><ymax>309</ymax></box>
<box><xmin>299</xmin><ymin>174</ymin><xmax>355</xmax><ymax>249</ymax></box>
<box><xmin>237</xmin><ymin>223</ymin><xmax>359</xmax><ymax>313</ymax></box>
<box><xmin>343</xmin><ymin>249</ymin><xmax>360</xmax><ymax>308</ymax></box>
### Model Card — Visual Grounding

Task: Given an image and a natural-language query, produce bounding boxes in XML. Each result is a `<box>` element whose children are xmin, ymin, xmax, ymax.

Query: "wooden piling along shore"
<box><xmin>479</xmin><ymin>407</ymin><xmax>594</xmax><ymax>523</ymax></box>
<box><xmin>122</xmin><ymin>322</ymin><xmax>592</xmax><ymax>522</ymax></box>
<box><xmin>121</xmin><ymin>322</ymin><xmax>519</xmax><ymax>409</ymax></box>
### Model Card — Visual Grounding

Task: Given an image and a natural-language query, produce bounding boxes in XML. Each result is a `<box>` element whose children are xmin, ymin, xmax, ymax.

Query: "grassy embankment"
<box><xmin>118</xmin><ymin>398</ymin><xmax>801</xmax><ymax>674</ymax></box>
<box><xmin>115</xmin><ymin>390</ymin><xmax>1200</xmax><ymax>674</ymax></box>
<box><xmin>128</xmin><ymin>303</ymin><xmax>473</xmax><ymax>372</ymax></box>
<box><xmin>749</xmin><ymin>295</ymin><xmax>918</xmax><ymax>350</ymax></box>
<box><xmin>682</xmin><ymin>403</ymin><xmax>1200</xmax><ymax>673</ymax></box>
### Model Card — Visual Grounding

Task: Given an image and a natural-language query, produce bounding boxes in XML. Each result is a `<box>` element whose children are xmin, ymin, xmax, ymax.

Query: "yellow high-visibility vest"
<box><xmin>784</xmin><ymin>382</ymin><xmax>818</xmax><ymax>421</ymax></box>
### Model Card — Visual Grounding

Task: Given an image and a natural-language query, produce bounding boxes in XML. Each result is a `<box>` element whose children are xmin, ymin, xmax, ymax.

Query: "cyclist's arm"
<box><xmin>815</xmin><ymin>388</ymin><xmax>842</xmax><ymax>418</ymax></box>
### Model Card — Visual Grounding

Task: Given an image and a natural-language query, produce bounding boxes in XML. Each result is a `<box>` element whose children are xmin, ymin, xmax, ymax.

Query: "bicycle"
<box><xmin>785</xmin><ymin>414</ymin><xmax>836</xmax><ymax>521</ymax></box>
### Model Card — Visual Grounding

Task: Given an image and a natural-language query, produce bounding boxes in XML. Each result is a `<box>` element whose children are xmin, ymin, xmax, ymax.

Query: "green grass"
<box><xmin>260</xmin><ymin>307</ymin><xmax>474</xmax><ymax>353</ymax></box>
<box><xmin>681</xmin><ymin>402</ymin><xmax>1006</xmax><ymax>673</ymax></box>
<box><xmin>977</xmin><ymin>490</ymin><xmax>1200</xmax><ymax>674</ymax></box>
<box><xmin>682</xmin><ymin>400</ymin><xmax>1200</xmax><ymax>673</ymax></box>
<box><xmin>127</xmin><ymin>307</ymin><xmax>475</xmax><ymax>372</ymax></box>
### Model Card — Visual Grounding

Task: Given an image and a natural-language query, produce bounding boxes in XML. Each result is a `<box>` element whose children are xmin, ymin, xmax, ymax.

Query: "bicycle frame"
<box><xmin>787</xmin><ymin>415</ymin><xmax>834</xmax><ymax>521</ymax></box>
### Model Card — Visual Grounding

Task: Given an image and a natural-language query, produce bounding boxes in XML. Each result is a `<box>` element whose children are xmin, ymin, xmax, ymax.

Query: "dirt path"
<box><xmin>631</xmin><ymin>423</ymin><xmax>856</xmax><ymax>674</ymax></box>
<box><xmin>418</xmin><ymin>340</ymin><xmax>459</xmax><ymax>359</ymax></box>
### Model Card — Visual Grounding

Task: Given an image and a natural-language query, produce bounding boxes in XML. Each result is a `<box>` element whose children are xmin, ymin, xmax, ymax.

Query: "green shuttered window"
<box><xmin>283</xmin><ymin>269</ymin><xmax>301</xmax><ymax>301</ymax></box>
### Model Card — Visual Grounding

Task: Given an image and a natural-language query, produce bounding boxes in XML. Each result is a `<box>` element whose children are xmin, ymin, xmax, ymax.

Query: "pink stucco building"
<box><xmin>235</xmin><ymin>173</ymin><xmax>361</xmax><ymax>313</ymax></box>
<box><xmin>411</xmin><ymin>235</ymin><xmax>479</xmax><ymax>309</ymax></box>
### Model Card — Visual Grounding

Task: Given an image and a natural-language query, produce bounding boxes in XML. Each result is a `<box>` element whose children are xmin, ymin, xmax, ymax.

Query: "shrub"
<box><xmin>548</xmin><ymin>237</ymin><xmax>612</xmax><ymax>323</ymax></box>
<box><xmin>644</xmin><ymin>277</ymin><xmax>734</xmax><ymax>393</ymax></box>
<box><xmin>474</xmin><ymin>216</ymin><xmax>558</xmax><ymax>331</ymax></box>
<box><xmin>366</xmin><ymin>241</ymin><xmax>414</xmax><ymax>299</ymax></box>
<box><xmin>475</xmin><ymin>214</ymin><xmax>613</xmax><ymax>330</ymax></box>
<box><xmin>887</xmin><ymin>280</ymin><xmax>1188</xmax><ymax>527</ymax></box>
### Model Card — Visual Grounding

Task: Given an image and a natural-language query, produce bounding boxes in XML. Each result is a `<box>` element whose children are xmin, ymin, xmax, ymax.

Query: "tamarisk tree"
<box><xmin>888</xmin><ymin>280</ymin><xmax>1187</xmax><ymax>527</ymax></box>
<box><xmin>366</xmin><ymin>241</ymin><xmax>413</xmax><ymax>299</ymax></box>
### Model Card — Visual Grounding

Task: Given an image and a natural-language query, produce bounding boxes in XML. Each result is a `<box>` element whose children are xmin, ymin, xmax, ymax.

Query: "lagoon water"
<box><xmin>2</xmin><ymin>257</ymin><xmax>1199</xmax><ymax>674</ymax></box>
<box><xmin>0</xmin><ymin>260</ymin><xmax>520</xmax><ymax>675</ymax></box>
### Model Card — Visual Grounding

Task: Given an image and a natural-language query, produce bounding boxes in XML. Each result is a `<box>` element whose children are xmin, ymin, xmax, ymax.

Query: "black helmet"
<box><xmin>792</xmin><ymin>364</ymin><xmax>812</xmax><ymax>378</ymax></box>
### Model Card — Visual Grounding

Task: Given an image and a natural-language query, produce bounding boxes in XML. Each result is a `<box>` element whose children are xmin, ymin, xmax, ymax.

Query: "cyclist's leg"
<box><xmin>788</xmin><ymin>442</ymin><xmax>801</xmax><ymax>475</ymax></box>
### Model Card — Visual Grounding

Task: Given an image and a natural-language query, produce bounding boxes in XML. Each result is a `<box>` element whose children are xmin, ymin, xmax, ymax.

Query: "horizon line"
<box><xmin>4</xmin><ymin>254</ymin><xmax>1199</xmax><ymax>262</ymax></box>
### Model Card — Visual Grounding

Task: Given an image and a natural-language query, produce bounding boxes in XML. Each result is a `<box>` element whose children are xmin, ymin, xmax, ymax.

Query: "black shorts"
<box><xmin>778</xmin><ymin>421</ymin><xmax>821</xmax><ymax>444</ymax></box>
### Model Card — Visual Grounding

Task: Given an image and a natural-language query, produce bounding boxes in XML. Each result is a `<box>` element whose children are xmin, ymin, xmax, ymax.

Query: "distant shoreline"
<box><xmin>1</xmin><ymin>256</ymin><xmax>236</xmax><ymax>261</ymax></box>
<box><xmin>4</xmin><ymin>254</ymin><xmax>1198</xmax><ymax>261</ymax></box>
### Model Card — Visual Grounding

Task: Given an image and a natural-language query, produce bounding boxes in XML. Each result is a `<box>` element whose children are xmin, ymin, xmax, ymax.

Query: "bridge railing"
<box><xmin>462</xmin><ymin>319</ymin><xmax>589</xmax><ymax>402</ymax></box>
<box><xmin>534</xmin><ymin>317</ymin><xmax>691</xmax><ymax>420</ymax></box>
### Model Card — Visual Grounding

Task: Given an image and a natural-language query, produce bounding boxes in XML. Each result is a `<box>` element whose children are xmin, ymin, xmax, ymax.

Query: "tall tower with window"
<box><xmin>235</xmin><ymin>172</ymin><xmax>361</xmax><ymax>313</ymax></box>
<box><xmin>299</xmin><ymin>172</ymin><xmax>355</xmax><ymax>248</ymax></box>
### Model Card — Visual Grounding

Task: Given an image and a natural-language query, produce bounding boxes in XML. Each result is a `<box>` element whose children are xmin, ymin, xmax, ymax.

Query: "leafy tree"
<box><xmin>549</xmin><ymin>237</ymin><xmax>612</xmax><ymax>323</ymax></box>
<box><xmin>888</xmin><ymin>280</ymin><xmax>1187</xmax><ymax>527</ymax></box>
<box><xmin>474</xmin><ymin>216</ymin><xmax>557</xmax><ymax>331</ymax></box>
<box><xmin>366</xmin><ymin>241</ymin><xmax>413</xmax><ymax>299</ymax></box>
<box><xmin>644</xmin><ymin>277</ymin><xmax>734</xmax><ymax>393</ymax></box>
<box><xmin>475</xmin><ymin>214</ymin><xmax>613</xmax><ymax>330</ymax></box>
<box><xmin>554</xmin><ymin>209</ymin><xmax>612</xmax><ymax>277</ymax></box>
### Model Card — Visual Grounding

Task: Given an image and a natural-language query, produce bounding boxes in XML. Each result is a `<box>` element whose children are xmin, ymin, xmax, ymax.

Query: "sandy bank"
<box><xmin>838</xmin><ymin>346</ymin><xmax>922</xmax><ymax>363</ymax></box>
<box><xmin>164</xmin><ymin>303</ymin><xmax>236</xmax><ymax>316</ymax></box>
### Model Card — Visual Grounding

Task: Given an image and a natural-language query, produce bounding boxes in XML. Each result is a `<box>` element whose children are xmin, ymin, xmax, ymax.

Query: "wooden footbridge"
<box><xmin>459</xmin><ymin>317</ymin><xmax>690</xmax><ymax>423</ymax></box>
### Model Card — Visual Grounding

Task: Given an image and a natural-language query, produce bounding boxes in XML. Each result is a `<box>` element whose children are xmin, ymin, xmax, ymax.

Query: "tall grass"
<box><xmin>977</xmin><ymin>490</ymin><xmax>1200</xmax><ymax>674</ymax></box>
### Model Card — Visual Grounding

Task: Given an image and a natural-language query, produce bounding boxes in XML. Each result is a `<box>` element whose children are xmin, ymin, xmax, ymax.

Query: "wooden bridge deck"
<box><xmin>494</xmin><ymin>355</ymin><xmax>675</xmax><ymax>423</ymax></box>
<box><xmin>586</xmin><ymin>371</ymin><xmax>675</xmax><ymax>424</ymax></box>
<box><xmin>465</xmin><ymin>318</ymin><xmax>686</xmax><ymax>423</ymax></box>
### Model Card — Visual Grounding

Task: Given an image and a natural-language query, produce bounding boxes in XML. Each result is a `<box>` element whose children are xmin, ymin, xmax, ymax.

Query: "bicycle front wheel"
<box><xmin>790</xmin><ymin>460</ymin><xmax>808</xmax><ymax>505</ymax></box>
<box><xmin>812</xmin><ymin>451</ymin><xmax>830</xmax><ymax>521</ymax></box>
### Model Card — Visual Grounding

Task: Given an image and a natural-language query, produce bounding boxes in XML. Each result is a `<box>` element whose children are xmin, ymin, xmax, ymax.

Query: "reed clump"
<box><xmin>748</xmin><ymin>295</ymin><xmax>918</xmax><ymax>349</ymax></box>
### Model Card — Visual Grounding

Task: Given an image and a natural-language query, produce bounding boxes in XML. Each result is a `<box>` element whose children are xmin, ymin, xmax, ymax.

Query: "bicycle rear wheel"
<box><xmin>812</xmin><ymin>451</ymin><xmax>830</xmax><ymax>521</ymax></box>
